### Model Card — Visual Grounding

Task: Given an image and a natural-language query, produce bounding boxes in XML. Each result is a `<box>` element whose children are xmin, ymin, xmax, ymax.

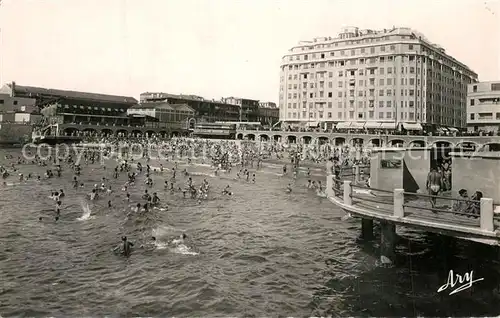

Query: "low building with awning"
<box><xmin>380</xmin><ymin>122</ymin><xmax>397</xmax><ymax>129</ymax></box>
<box><xmin>350</xmin><ymin>122</ymin><xmax>366</xmax><ymax>129</ymax></box>
<box><xmin>336</xmin><ymin>122</ymin><xmax>352</xmax><ymax>129</ymax></box>
<box><xmin>402</xmin><ymin>122</ymin><xmax>423</xmax><ymax>130</ymax></box>
<box><xmin>364</xmin><ymin>121</ymin><xmax>381</xmax><ymax>129</ymax></box>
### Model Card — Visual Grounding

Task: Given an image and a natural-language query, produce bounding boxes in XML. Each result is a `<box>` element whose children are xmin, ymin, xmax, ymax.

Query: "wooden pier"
<box><xmin>326</xmin><ymin>171</ymin><xmax>500</xmax><ymax>264</ymax></box>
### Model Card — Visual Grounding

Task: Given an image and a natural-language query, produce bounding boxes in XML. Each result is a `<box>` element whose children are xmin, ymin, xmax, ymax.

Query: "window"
<box><xmin>338</xmin><ymin>92</ymin><xmax>342</xmax><ymax>97</ymax></box>
<box><xmin>387</xmin><ymin>112</ymin><xmax>392</xmax><ymax>118</ymax></box>
<box><xmin>361</xmin><ymin>48</ymin><xmax>365</xmax><ymax>53</ymax></box>
<box><xmin>0</xmin><ymin>100</ymin><xmax>3</xmax><ymax>104</ymax></box>
<box><xmin>358</xmin><ymin>91</ymin><xmax>363</xmax><ymax>97</ymax></box>
<box><xmin>473</xmin><ymin>85</ymin><xmax>477</xmax><ymax>92</ymax></box>
<box><xmin>387</xmin><ymin>78</ymin><xmax>392</xmax><ymax>85</ymax></box>
<box><xmin>387</xmin><ymin>101</ymin><xmax>392</xmax><ymax>107</ymax></box>
<box><xmin>13</xmin><ymin>100</ymin><xmax>18</xmax><ymax>105</ymax></box>
<box><xmin>470</xmin><ymin>99</ymin><xmax>475</xmax><ymax>106</ymax></box>
<box><xmin>321</xmin><ymin>53</ymin><xmax>325</xmax><ymax>58</ymax></box>
<box><xmin>409</xmin><ymin>44</ymin><xmax>414</xmax><ymax>50</ymax></box>
<box><xmin>338</xmin><ymin>71</ymin><xmax>343</xmax><ymax>77</ymax></box>
<box><xmin>409</xmin><ymin>78</ymin><xmax>414</xmax><ymax>85</ymax></box>
<box><xmin>379</xmin><ymin>68</ymin><xmax>384</xmax><ymax>75</ymax></box>
<box><xmin>310</xmin><ymin>93</ymin><xmax>313</xmax><ymax>98</ymax></box>
<box><xmin>379</xmin><ymin>79</ymin><xmax>385</xmax><ymax>86</ymax></box>
<box><xmin>338</xmin><ymin>81</ymin><xmax>343</xmax><ymax>87</ymax></box>
<box><xmin>390</xmin><ymin>45</ymin><xmax>395</xmax><ymax>50</ymax></box>
<box><xmin>328</xmin><ymin>81</ymin><xmax>333</xmax><ymax>88</ymax></box>
<box><xmin>328</xmin><ymin>102</ymin><xmax>332</xmax><ymax>108</ymax></box>
<box><xmin>492</xmin><ymin>83</ymin><xmax>500</xmax><ymax>91</ymax></box>
<box><xmin>329</xmin><ymin>71</ymin><xmax>333</xmax><ymax>78</ymax></box>
<box><xmin>328</xmin><ymin>112</ymin><xmax>332</xmax><ymax>118</ymax></box>
<box><xmin>304</xmin><ymin>74</ymin><xmax>308</xmax><ymax>79</ymax></box>
<box><xmin>370</xmin><ymin>69</ymin><xmax>375</xmax><ymax>75</ymax></box>
<box><xmin>328</xmin><ymin>92</ymin><xmax>333</xmax><ymax>98</ymax></box>
<box><xmin>379</xmin><ymin>101</ymin><xmax>384</xmax><ymax>107</ymax></box>
<box><xmin>338</xmin><ymin>101</ymin><xmax>343</xmax><ymax>108</ymax></box>
<box><xmin>379</xmin><ymin>90</ymin><xmax>384</xmax><ymax>96</ymax></box>
<box><xmin>370</xmin><ymin>47</ymin><xmax>375</xmax><ymax>53</ymax></box>
<box><xmin>338</xmin><ymin>112</ymin><xmax>343</xmax><ymax>118</ymax></box>
<box><xmin>379</xmin><ymin>112</ymin><xmax>384</xmax><ymax>119</ymax></box>
<box><xmin>358</xmin><ymin>113</ymin><xmax>363</xmax><ymax>118</ymax></box>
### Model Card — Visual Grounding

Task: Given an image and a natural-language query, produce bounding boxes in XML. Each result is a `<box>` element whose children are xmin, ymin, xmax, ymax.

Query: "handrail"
<box><xmin>350</xmin><ymin>183</ymin><xmax>394</xmax><ymax>194</ymax></box>
<box><xmin>403</xmin><ymin>191</ymin><xmax>479</xmax><ymax>203</ymax></box>
<box><xmin>350</xmin><ymin>194</ymin><xmax>393</xmax><ymax>205</ymax></box>
<box><xmin>402</xmin><ymin>203</ymin><xmax>479</xmax><ymax>217</ymax></box>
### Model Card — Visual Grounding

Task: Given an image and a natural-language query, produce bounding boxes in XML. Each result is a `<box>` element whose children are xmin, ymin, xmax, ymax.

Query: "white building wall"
<box><xmin>467</xmin><ymin>81</ymin><xmax>500</xmax><ymax>132</ymax></box>
<box><xmin>279</xmin><ymin>27</ymin><xmax>477</xmax><ymax>129</ymax></box>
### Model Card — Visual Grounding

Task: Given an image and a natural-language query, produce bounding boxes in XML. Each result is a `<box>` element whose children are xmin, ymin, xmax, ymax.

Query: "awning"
<box><xmin>364</xmin><ymin>122</ymin><xmax>381</xmax><ymax>129</ymax></box>
<box><xmin>380</xmin><ymin>122</ymin><xmax>396</xmax><ymax>129</ymax></box>
<box><xmin>402</xmin><ymin>122</ymin><xmax>423</xmax><ymax>130</ymax></box>
<box><xmin>351</xmin><ymin>122</ymin><xmax>366</xmax><ymax>129</ymax></box>
<box><xmin>448</xmin><ymin>127</ymin><xmax>458</xmax><ymax>132</ymax></box>
<box><xmin>307</xmin><ymin>121</ymin><xmax>319</xmax><ymax>127</ymax></box>
<box><xmin>336</xmin><ymin>122</ymin><xmax>352</xmax><ymax>129</ymax></box>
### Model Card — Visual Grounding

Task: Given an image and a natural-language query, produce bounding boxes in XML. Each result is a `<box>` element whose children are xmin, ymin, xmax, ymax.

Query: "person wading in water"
<box><xmin>426</xmin><ymin>167</ymin><xmax>442</xmax><ymax>209</ymax></box>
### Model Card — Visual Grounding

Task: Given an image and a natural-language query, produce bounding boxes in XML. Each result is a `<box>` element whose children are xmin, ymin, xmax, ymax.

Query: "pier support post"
<box><xmin>354</xmin><ymin>165</ymin><xmax>360</xmax><ymax>184</ymax></box>
<box><xmin>326</xmin><ymin>175</ymin><xmax>334</xmax><ymax>198</ymax></box>
<box><xmin>361</xmin><ymin>218</ymin><xmax>374</xmax><ymax>241</ymax></box>
<box><xmin>393</xmin><ymin>189</ymin><xmax>405</xmax><ymax>218</ymax></box>
<box><xmin>380</xmin><ymin>221</ymin><xmax>396</xmax><ymax>265</ymax></box>
<box><xmin>480</xmin><ymin>198</ymin><xmax>494</xmax><ymax>232</ymax></box>
<box><xmin>343</xmin><ymin>180</ymin><xmax>352</xmax><ymax>206</ymax></box>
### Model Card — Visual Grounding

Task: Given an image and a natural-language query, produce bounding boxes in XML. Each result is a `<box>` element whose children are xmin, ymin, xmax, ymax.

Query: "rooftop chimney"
<box><xmin>11</xmin><ymin>81</ymin><xmax>16</xmax><ymax>97</ymax></box>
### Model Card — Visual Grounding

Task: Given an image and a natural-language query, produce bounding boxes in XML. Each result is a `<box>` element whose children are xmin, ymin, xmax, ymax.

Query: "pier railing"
<box><xmin>334</xmin><ymin>180</ymin><xmax>496</xmax><ymax>232</ymax></box>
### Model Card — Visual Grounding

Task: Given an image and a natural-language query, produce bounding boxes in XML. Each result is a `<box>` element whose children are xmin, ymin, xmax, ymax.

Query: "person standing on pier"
<box><xmin>426</xmin><ymin>167</ymin><xmax>442</xmax><ymax>209</ymax></box>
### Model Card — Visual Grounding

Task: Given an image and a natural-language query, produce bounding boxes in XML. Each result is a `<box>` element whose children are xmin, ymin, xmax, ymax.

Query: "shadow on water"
<box><xmin>316</xmin><ymin>232</ymin><xmax>500</xmax><ymax>317</ymax></box>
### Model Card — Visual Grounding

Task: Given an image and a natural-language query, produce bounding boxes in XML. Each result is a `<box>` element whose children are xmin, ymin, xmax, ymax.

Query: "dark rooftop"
<box><xmin>9</xmin><ymin>83</ymin><xmax>138</xmax><ymax>104</ymax></box>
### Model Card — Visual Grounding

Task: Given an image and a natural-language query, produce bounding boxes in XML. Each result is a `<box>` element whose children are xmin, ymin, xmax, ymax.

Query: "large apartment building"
<box><xmin>279</xmin><ymin>26</ymin><xmax>478</xmax><ymax>131</ymax></box>
<box><xmin>467</xmin><ymin>81</ymin><xmax>500</xmax><ymax>132</ymax></box>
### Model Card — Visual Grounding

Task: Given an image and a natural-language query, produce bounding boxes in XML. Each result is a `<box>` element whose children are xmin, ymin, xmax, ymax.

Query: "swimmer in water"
<box><xmin>286</xmin><ymin>183</ymin><xmax>292</xmax><ymax>193</ymax></box>
<box><xmin>114</xmin><ymin>236</ymin><xmax>134</xmax><ymax>257</ymax></box>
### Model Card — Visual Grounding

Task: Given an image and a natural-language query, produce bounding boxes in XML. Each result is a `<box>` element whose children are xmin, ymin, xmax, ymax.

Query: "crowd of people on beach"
<box><xmin>0</xmin><ymin>135</ymin><xmax>374</xmax><ymax>257</ymax></box>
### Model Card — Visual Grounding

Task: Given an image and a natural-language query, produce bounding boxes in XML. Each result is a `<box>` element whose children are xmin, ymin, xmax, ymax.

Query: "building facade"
<box><xmin>140</xmin><ymin>92</ymin><xmax>240</xmax><ymax>122</ymax></box>
<box><xmin>259</xmin><ymin>101</ymin><xmax>277</xmax><ymax>108</ymax></box>
<box><xmin>257</xmin><ymin>107</ymin><xmax>279</xmax><ymax>127</ymax></box>
<box><xmin>127</xmin><ymin>102</ymin><xmax>196</xmax><ymax>130</ymax></box>
<box><xmin>467</xmin><ymin>81</ymin><xmax>500</xmax><ymax>132</ymax></box>
<box><xmin>279</xmin><ymin>27</ymin><xmax>477</xmax><ymax>131</ymax></box>
<box><xmin>221</xmin><ymin>97</ymin><xmax>260</xmax><ymax>122</ymax></box>
<box><xmin>0</xmin><ymin>93</ymin><xmax>40</xmax><ymax>144</ymax></box>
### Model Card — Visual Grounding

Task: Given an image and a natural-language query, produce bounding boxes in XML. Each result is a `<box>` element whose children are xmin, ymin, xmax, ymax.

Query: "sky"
<box><xmin>0</xmin><ymin>0</ymin><xmax>499</xmax><ymax>103</ymax></box>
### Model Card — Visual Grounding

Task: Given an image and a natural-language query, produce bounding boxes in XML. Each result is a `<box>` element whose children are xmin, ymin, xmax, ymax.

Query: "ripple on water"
<box><xmin>1</xmin><ymin>150</ymin><xmax>500</xmax><ymax>316</ymax></box>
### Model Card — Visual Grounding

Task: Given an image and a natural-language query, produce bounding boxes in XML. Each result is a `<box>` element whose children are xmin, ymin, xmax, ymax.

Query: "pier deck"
<box><xmin>328</xmin><ymin>180</ymin><xmax>500</xmax><ymax>246</ymax></box>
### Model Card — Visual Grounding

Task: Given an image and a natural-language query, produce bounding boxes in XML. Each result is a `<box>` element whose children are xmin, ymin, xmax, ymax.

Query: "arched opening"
<box><xmin>236</xmin><ymin>133</ymin><xmax>244</xmax><ymax>140</ymax></box>
<box><xmin>131</xmin><ymin>130</ymin><xmax>142</xmax><ymax>137</ymax></box>
<box><xmin>455</xmin><ymin>141</ymin><xmax>477</xmax><ymax>152</ymax></box>
<box><xmin>159</xmin><ymin>131</ymin><xmax>168</xmax><ymax>138</ymax></box>
<box><xmin>116</xmin><ymin>129</ymin><xmax>128</xmax><ymax>137</ymax></box>
<box><xmin>82</xmin><ymin>128</ymin><xmax>97</xmax><ymax>136</ymax></box>
<box><xmin>101</xmin><ymin>129</ymin><xmax>113</xmax><ymax>137</ymax></box>
<box><xmin>260</xmin><ymin>134</ymin><xmax>269</xmax><ymax>142</ymax></box>
<box><xmin>273</xmin><ymin>135</ymin><xmax>281</xmax><ymax>142</ymax></box>
<box><xmin>287</xmin><ymin>135</ymin><xmax>296</xmax><ymax>143</ymax></box>
<box><xmin>145</xmin><ymin>130</ymin><xmax>155</xmax><ymax>137</ymax></box>
<box><xmin>478</xmin><ymin>142</ymin><xmax>500</xmax><ymax>152</ymax></box>
<box><xmin>171</xmin><ymin>131</ymin><xmax>179</xmax><ymax>137</ymax></box>
<box><xmin>246</xmin><ymin>134</ymin><xmax>255</xmax><ymax>141</ymax></box>
<box><xmin>433</xmin><ymin>140</ymin><xmax>452</xmax><ymax>148</ymax></box>
<box><xmin>334</xmin><ymin>137</ymin><xmax>346</xmax><ymax>146</ymax></box>
<box><xmin>64</xmin><ymin>128</ymin><xmax>80</xmax><ymax>136</ymax></box>
<box><xmin>408</xmin><ymin>140</ymin><xmax>426</xmax><ymax>148</ymax></box>
<box><xmin>390</xmin><ymin>139</ymin><xmax>404</xmax><ymax>147</ymax></box>
<box><xmin>302</xmin><ymin>136</ymin><xmax>312</xmax><ymax>144</ymax></box>
<box><xmin>318</xmin><ymin>136</ymin><xmax>329</xmax><ymax>145</ymax></box>
<box><xmin>187</xmin><ymin>118</ymin><xmax>196</xmax><ymax>130</ymax></box>
<box><xmin>351</xmin><ymin>137</ymin><xmax>364</xmax><ymax>146</ymax></box>
<box><xmin>369</xmin><ymin>138</ymin><xmax>381</xmax><ymax>147</ymax></box>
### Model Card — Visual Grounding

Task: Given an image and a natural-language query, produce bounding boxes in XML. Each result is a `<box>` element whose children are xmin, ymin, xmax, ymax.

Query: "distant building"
<box><xmin>279</xmin><ymin>26</ymin><xmax>478</xmax><ymax>131</ymax></box>
<box><xmin>257</xmin><ymin>107</ymin><xmax>279</xmax><ymax>126</ymax></box>
<box><xmin>140</xmin><ymin>92</ymin><xmax>240</xmax><ymax>122</ymax></box>
<box><xmin>0</xmin><ymin>82</ymin><xmax>184</xmax><ymax>139</ymax></box>
<box><xmin>127</xmin><ymin>102</ymin><xmax>196</xmax><ymax>130</ymax></box>
<box><xmin>467</xmin><ymin>81</ymin><xmax>500</xmax><ymax>133</ymax></box>
<box><xmin>259</xmin><ymin>101</ymin><xmax>277</xmax><ymax>108</ymax></box>
<box><xmin>222</xmin><ymin>97</ymin><xmax>260</xmax><ymax>122</ymax></box>
<box><xmin>0</xmin><ymin>92</ymin><xmax>40</xmax><ymax>144</ymax></box>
